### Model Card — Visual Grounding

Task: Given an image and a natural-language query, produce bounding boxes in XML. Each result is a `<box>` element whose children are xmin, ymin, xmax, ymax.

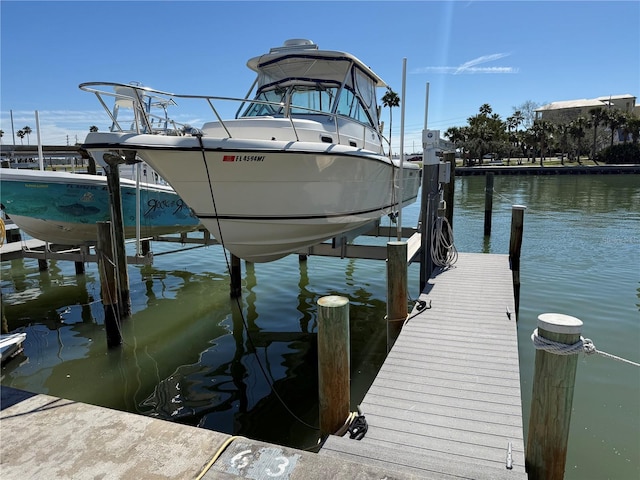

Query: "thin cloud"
<box><xmin>413</xmin><ymin>53</ymin><xmax>518</xmax><ymax>75</ymax></box>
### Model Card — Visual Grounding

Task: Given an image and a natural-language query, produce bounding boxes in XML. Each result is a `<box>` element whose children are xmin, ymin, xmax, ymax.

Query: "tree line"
<box><xmin>444</xmin><ymin>102</ymin><xmax>640</xmax><ymax>166</ymax></box>
<box><xmin>0</xmin><ymin>126</ymin><xmax>33</xmax><ymax>145</ymax></box>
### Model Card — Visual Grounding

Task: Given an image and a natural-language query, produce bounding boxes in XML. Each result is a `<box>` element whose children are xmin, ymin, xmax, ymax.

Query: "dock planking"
<box><xmin>321</xmin><ymin>252</ymin><xmax>527</xmax><ymax>479</ymax></box>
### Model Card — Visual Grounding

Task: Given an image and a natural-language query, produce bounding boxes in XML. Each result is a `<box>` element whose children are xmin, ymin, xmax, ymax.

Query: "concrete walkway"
<box><xmin>1</xmin><ymin>386</ymin><xmax>418</xmax><ymax>479</ymax></box>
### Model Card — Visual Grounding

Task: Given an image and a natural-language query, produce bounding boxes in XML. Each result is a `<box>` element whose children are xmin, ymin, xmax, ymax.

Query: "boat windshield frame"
<box><xmin>240</xmin><ymin>79</ymin><xmax>377</xmax><ymax>129</ymax></box>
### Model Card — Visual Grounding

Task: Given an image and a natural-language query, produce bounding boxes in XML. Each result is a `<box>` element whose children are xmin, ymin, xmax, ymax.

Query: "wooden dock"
<box><xmin>321</xmin><ymin>252</ymin><xmax>527</xmax><ymax>479</ymax></box>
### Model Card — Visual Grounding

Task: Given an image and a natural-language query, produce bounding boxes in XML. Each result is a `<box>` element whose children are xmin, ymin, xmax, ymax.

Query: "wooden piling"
<box><xmin>509</xmin><ymin>205</ymin><xmax>526</xmax><ymax>319</ymax></box>
<box><xmin>229</xmin><ymin>254</ymin><xmax>242</xmax><ymax>298</ymax></box>
<box><xmin>37</xmin><ymin>259</ymin><xmax>48</xmax><ymax>271</ymax></box>
<box><xmin>484</xmin><ymin>172</ymin><xmax>494</xmax><ymax>236</ymax></box>
<box><xmin>74</xmin><ymin>247</ymin><xmax>88</xmax><ymax>275</ymax></box>
<box><xmin>104</xmin><ymin>161</ymin><xmax>131</xmax><ymax>317</ymax></box>
<box><xmin>317</xmin><ymin>295</ymin><xmax>350</xmax><ymax>438</ymax></box>
<box><xmin>141</xmin><ymin>239</ymin><xmax>151</xmax><ymax>256</ymax></box>
<box><xmin>387</xmin><ymin>241</ymin><xmax>407</xmax><ymax>352</ymax></box>
<box><xmin>97</xmin><ymin>221</ymin><xmax>121</xmax><ymax>348</ymax></box>
<box><xmin>74</xmin><ymin>261</ymin><xmax>85</xmax><ymax>275</ymax></box>
<box><xmin>526</xmin><ymin>313</ymin><xmax>583</xmax><ymax>480</ymax></box>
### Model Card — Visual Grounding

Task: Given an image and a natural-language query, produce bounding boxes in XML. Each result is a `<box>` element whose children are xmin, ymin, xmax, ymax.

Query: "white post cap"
<box><xmin>537</xmin><ymin>313</ymin><xmax>583</xmax><ymax>334</ymax></box>
<box><xmin>318</xmin><ymin>296</ymin><xmax>349</xmax><ymax>308</ymax></box>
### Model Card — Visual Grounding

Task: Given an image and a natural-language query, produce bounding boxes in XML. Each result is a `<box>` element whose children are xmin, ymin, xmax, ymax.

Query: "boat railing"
<box><xmin>79</xmin><ymin>82</ymin><xmax>381</xmax><ymax>151</ymax></box>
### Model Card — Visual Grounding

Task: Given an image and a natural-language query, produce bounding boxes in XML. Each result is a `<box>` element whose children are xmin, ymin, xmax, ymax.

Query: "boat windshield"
<box><xmin>242</xmin><ymin>80</ymin><xmax>376</xmax><ymax>128</ymax></box>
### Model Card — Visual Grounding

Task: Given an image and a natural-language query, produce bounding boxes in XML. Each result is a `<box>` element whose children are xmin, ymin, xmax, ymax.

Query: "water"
<box><xmin>2</xmin><ymin>174</ymin><xmax>638</xmax><ymax>478</ymax></box>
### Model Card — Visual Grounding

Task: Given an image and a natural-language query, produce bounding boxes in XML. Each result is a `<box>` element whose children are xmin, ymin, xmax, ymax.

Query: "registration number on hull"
<box><xmin>222</xmin><ymin>155</ymin><xmax>265</xmax><ymax>162</ymax></box>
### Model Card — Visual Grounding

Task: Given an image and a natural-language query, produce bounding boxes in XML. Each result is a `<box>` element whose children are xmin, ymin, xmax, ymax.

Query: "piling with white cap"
<box><xmin>317</xmin><ymin>295</ymin><xmax>350</xmax><ymax>437</ymax></box>
<box><xmin>526</xmin><ymin>313</ymin><xmax>583</xmax><ymax>480</ymax></box>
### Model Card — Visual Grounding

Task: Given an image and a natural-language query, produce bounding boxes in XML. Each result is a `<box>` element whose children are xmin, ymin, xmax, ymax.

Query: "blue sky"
<box><xmin>1</xmin><ymin>0</ymin><xmax>638</xmax><ymax>153</ymax></box>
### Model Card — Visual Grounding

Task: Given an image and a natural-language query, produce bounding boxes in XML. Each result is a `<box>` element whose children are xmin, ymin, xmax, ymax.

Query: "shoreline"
<box><xmin>453</xmin><ymin>164</ymin><xmax>640</xmax><ymax>175</ymax></box>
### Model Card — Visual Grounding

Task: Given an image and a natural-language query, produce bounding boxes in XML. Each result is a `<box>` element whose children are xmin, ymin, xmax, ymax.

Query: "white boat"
<box><xmin>0</xmin><ymin>332</ymin><xmax>26</xmax><ymax>365</ymax></box>
<box><xmin>80</xmin><ymin>39</ymin><xmax>421</xmax><ymax>262</ymax></box>
<box><xmin>0</xmin><ymin>167</ymin><xmax>200</xmax><ymax>245</ymax></box>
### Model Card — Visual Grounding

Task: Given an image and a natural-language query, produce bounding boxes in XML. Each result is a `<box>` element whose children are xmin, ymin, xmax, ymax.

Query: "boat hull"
<box><xmin>0</xmin><ymin>169</ymin><xmax>200</xmax><ymax>245</ymax></box>
<box><xmin>84</xmin><ymin>133</ymin><xmax>421</xmax><ymax>262</ymax></box>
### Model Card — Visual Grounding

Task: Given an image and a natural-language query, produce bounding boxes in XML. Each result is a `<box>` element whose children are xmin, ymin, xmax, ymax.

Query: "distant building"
<box><xmin>535</xmin><ymin>94</ymin><xmax>637</xmax><ymax>123</ymax></box>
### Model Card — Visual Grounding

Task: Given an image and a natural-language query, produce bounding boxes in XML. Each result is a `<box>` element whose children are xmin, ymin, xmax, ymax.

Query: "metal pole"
<box><xmin>10</xmin><ymin>110</ymin><xmax>16</xmax><ymax>146</ymax></box>
<box><xmin>135</xmin><ymin>163</ymin><xmax>141</xmax><ymax>257</ymax></box>
<box><xmin>35</xmin><ymin>111</ymin><xmax>44</xmax><ymax>171</ymax></box>
<box><xmin>419</xmin><ymin>83</ymin><xmax>439</xmax><ymax>290</ymax></box>
<box><xmin>397</xmin><ymin>58</ymin><xmax>407</xmax><ymax>241</ymax></box>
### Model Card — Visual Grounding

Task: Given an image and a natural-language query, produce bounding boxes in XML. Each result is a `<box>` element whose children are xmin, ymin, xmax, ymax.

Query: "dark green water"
<box><xmin>2</xmin><ymin>174</ymin><xmax>638</xmax><ymax>478</ymax></box>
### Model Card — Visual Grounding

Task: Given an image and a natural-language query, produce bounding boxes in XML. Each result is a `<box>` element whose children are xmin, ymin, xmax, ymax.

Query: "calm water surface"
<box><xmin>1</xmin><ymin>174</ymin><xmax>638</xmax><ymax>479</ymax></box>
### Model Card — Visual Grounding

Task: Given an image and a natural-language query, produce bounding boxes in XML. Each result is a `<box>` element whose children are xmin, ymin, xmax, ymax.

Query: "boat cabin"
<box><xmin>202</xmin><ymin>39</ymin><xmax>388</xmax><ymax>153</ymax></box>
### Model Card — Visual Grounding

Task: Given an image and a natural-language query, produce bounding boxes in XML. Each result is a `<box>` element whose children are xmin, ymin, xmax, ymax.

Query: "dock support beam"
<box><xmin>484</xmin><ymin>172</ymin><xmax>494</xmax><ymax>236</ymax></box>
<box><xmin>141</xmin><ymin>239</ymin><xmax>151</xmax><ymax>256</ymax></box>
<box><xmin>97</xmin><ymin>221</ymin><xmax>121</xmax><ymax>348</ymax></box>
<box><xmin>386</xmin><ymin>241</ymin><xmax>407</xmax><ymax>351</ymax></box>
<box><xmin>526</xmin><ymin>313</ymin><xmax>582</xmax><ymax>480</ymax></box>
<box><xmin>74</xmin><ymin>248</ymin><xmax>87</xmax><ymax>275</ymax></box>
<box><xmin>420</xmin><ymin>160</ymin><xmax>439</xmax><ymax>291</ymax></box>
<box><xmin>317</xmin><ymin>295</ymin><xmax>350</xmax><ymax>438</ymax></box>
<box><xmin>509</xmin><ymin>205</ymin><xmax>526</xmax><ymax>319</ymax></box>
<box><xmin>230</xmin><ymin>254</ymin><xmax>242</xmax><ymax>298</ymax></box>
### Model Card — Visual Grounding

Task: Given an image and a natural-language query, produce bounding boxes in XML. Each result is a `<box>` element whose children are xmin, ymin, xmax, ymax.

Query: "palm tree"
<box><xmin>603</xmin><ymin>110</ymin><xmax>624</xmax><ymax>147</ymax></box>
<box><xmin>529</xmin><ymin>120</ymin><xmax>553</xmax><ymax>167</ymax></box>
<box><xmin>479</xmin><ymin>103</ymin><xmax>492</xmax><ymax>116</ymax></box>
<box><xmin>623</xmin><ymin>115</ymin><xmax>640</xmax><ymax>144</ymax></box>
<box><xmin>555</xmin><ymin>122</ymin><xmax>571</xmax><ymax>165</ymax></box>
<box><xmin>381</xmin><ymin>87</ymin><xmax>400</xmax><ymax>158</ymax></box>
<box><xmin>16</xmin><ymin>129</ymin><xmax>25</xmax><ymax>145</ymax></box>
<box><xmin>511</xmin><ymin>110</ymin><xmax>524</xmax><ymax>131</ymax></box>
<box><xmin>89</xmin><ymin>125</ymin><xmax>99</xmax><ymax>132</ymax></box>
<box><xmin>569</xmin><ymin>117</ymin><xmax>587</xmax><ymax>163</ymax></box>
<box><xmin>506</xmin><ymin>112</ymin><xmax>523</xmax><ymax>164</ymax></box>
<box><xmin>22</xmin><ymin>126</ymin><xmax>32</xmax><ymax>145</ymax></box>
<box><xmin>587</xmin><ymin>107</ymin><xmax>605</xmax><ymax>159</ymax></box>
<box><xmin>445</xmin><ymin>126</ymin><xmax>469</xmax><ymax>165</ymax></box>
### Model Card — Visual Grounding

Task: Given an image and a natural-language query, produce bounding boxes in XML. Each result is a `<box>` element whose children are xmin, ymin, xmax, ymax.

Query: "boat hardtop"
<box><xmin>247</xmin><ymin>38</ymin><xmax>386</xmax><ymax>87</ymax></box>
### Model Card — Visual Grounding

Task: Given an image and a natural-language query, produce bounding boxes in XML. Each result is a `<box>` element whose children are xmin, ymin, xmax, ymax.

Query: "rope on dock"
<box><xmin>531</xmin><ymin>328</ymin><xmax>640</xmax><ymax>367</ymax></box>
<box><xmin>430</xmin><ymin>216</ymin><xmax>457</xmax><ymax>268</ymax></box>
<box><xmin>195</xmin><ymin>435</ymin><xmax>243</xmax><ymax>480</ymax></box>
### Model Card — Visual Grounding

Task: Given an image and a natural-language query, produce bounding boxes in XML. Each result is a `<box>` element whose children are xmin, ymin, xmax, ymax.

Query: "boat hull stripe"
<box><xmin>196</xmin><ymin>202</ymin><xmax>400</xmax><ymax>221</ymax></box>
